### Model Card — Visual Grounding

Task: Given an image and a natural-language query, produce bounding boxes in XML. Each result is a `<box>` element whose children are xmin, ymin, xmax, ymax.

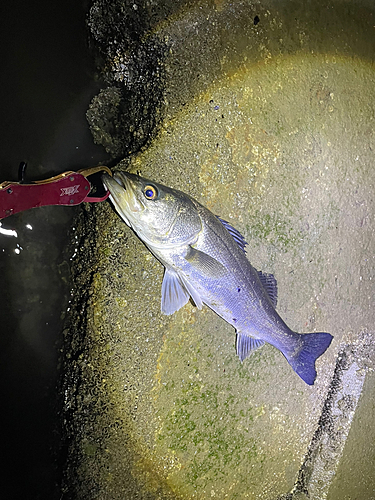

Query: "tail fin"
<box><xmin>287</xmin><ymin>332</ymin><xmax>333</xmax><ymax>385</ymax></box>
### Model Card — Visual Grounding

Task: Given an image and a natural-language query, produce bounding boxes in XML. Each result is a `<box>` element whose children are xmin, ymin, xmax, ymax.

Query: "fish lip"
<box><xmin>101</xmin><ymin>172</ymin><xmax>128</xmax><ymax>191</ymax></box>
<box><xmin>113</xmin><ymin>172</ymin><xmax>126</xmax><ymax>188</ymax></box>
<box><xmin>112</xmin><ymin>172</ymin><xmax>141</xmax><ymax>207</ymax></box>
<box><xmin>101</xmin><ymin>171</ymin><xmax>144</xmax><ymax>222</ymax></box>
<box><xmin>110</xmin><ymin>171</ymin><xmax>136</xmax><ymax>196</ymax></box>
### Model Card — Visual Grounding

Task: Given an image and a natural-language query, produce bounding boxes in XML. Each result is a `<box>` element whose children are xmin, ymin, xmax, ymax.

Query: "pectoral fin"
<box><xmin>161</xmin><ymin>246</ymin><xmax>225</xmax><ymax>315</ymax></box>
<box><xmin>185</xmin><ymin>246</ymin><xmax>228</xmax><ymax>278</ymax></box>
<box><xmin>236</xmin><ymin>333</ymin><xmax>265</xmax><ymax>362</ymax></box>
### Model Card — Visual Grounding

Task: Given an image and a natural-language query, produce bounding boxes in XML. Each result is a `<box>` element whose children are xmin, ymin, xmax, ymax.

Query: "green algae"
<box><xmin>246</xmin><ymin>211</ymin><xmax>304</xmax><ymax>252</ymax></box>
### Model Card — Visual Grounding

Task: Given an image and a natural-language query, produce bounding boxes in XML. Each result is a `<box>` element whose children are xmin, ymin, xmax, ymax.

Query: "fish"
<box><xmin>102</xmin><ymin>171</ymin><xmax>333</xmax><ymax>385</ymax></box>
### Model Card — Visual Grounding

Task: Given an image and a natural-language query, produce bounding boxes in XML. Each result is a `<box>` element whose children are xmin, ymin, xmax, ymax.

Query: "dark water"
<box><xmin>0</xmin><ymin>1</ymin><xmax>106</xmax><ymax>498</ymax></box>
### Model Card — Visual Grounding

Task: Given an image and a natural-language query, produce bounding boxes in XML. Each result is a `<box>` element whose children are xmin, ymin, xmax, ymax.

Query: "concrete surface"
<box><xmin>60</xmin><ymin>1</ymin><xmax>375</xmax><ymax>499</ymax></box>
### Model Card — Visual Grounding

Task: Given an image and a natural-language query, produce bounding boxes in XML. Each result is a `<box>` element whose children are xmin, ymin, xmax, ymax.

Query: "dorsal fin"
<box><xmin>257</xmin><ymin>270</ymin><xmax>278</xmax><ymax>307</ymax></box>
<box><xmin>217</xmin><ymin>216</ymin><xmax>247</xmax><ymax>253</ymax></box>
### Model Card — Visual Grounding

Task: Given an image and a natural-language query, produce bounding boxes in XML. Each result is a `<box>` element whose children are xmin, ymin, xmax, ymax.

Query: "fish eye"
<box><xmin>144</xmin><ymin>185</ymin><xmax>158</xmax><ymax>200</ymax></box>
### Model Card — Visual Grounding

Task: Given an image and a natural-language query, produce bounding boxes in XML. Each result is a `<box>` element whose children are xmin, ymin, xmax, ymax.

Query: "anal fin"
<box><xmin>236</xmin><ymin>333</ymin><xmax>265</xmax><ymax>362</ymax></box>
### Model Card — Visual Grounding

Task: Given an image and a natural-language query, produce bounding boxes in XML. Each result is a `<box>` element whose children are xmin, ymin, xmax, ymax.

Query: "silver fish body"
<box><xmin>102</xmin><ymin>172</ymin><xmax>333</xmax><ymax>385</ymax></box>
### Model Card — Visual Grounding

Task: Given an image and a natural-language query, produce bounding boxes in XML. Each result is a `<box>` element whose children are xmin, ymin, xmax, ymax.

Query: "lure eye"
<box><xmin>144</xmin><ymin>185</ymin><xmax>158</xmax><ymax>200</ymax></box>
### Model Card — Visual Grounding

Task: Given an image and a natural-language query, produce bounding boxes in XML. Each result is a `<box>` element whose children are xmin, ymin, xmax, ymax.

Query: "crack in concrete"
<box><xmin>279</xmin><ymin>331</ymin><xmax>374</xmax><ymax>500</ymax></box>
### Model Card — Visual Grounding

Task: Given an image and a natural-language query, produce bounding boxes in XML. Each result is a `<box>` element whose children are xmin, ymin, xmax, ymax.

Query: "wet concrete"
<box><xmin>61</xmin><ymin>1</ymin><xmax>375</xmax><ymax>499</ymax></box>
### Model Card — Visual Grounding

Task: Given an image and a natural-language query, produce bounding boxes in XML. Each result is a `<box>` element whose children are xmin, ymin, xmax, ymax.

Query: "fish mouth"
<box><xmin>102</xmin><ymin>172</ymin><xmax>144</xmax><ymax>224</ymax></box>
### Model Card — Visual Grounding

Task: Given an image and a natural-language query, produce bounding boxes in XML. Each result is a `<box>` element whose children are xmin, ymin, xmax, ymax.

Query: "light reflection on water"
<box><xmin>0</xmin><ymin>209</ymin><xmax>73</xmax><ymax>499</ymax></box>
<box><xmin>0</xmin><ymin>222</ymin><xmax>18</xmax><ymax>238</ymax></box>
<box><xmin>0</xmin><ymin>1</ymin><xmax>107</xmax><ymax>499</ymax></box>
